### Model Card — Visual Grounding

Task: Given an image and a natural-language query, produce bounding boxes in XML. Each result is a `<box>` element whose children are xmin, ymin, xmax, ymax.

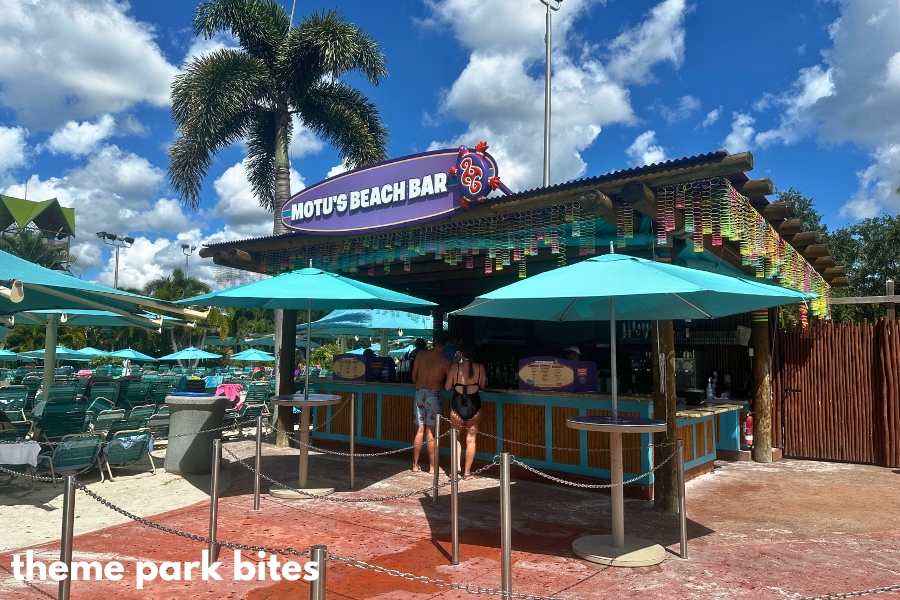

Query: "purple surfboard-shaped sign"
<box><xmin>281</xmin><ymin>147</ymin><xmax>503</xmax><ymax>235</ymax></box>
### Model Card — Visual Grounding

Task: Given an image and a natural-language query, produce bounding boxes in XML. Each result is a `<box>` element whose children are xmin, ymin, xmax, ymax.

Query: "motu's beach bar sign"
<box><xmin>282</xmin><ymin>142</ymin><xmax>510</xmax><ymax>235</ymax></box>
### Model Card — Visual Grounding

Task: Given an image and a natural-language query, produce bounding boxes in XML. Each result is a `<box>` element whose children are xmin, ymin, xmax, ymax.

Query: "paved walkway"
<box><xmin>2</xmin><ymin>435</ymin><xmax>899</xmax><ymax>599</ymax></box>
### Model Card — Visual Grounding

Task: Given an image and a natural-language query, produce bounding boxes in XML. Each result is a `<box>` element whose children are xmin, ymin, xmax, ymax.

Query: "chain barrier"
<box><xmin>510</xmin><ymin>447</ymin><xmax>679</xmax><ymax>489</ymax></box>
<box><xmin>800</xmin><ymin>584</ymin><xmax>900</xmax><ymax>600</ymax></box>
<box><xmin>328</xmin><ymin>551</ymin><xmax>568</xmax><ymax>600</ymax></box>
<box><xmin>0</xmin><ymin>420</ymin><xmax>261</xmax><ymax>446</ymax></box>
<box><xmin>0</xmin><ymin>463</ymin><xmax>65</xmax><ymax>482</ymax></box>
<box><xmin>74</xmin><ymin>480</ymin><xmax>310</xmax><ymax>558</ymax></box>
<box><xmin>222</xmin><ymin>444</ymin><xmax>497</xmax><ymax>502</ymax></box>
<box><xmin>271</xmin><ymin>425</ymin><xmax>453</xmax><ymax>457</ymax></box>
<box><xmin>436</xmin><ymin>415</ymin><xmax>677</xmax><ymax>453</ymax></box>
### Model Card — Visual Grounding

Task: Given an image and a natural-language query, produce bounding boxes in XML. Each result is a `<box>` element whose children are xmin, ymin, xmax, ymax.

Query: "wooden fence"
<box><xmin>772</xmin><ymin>319</ymin><xmax>900</xmax><ymax>467</ymax></box>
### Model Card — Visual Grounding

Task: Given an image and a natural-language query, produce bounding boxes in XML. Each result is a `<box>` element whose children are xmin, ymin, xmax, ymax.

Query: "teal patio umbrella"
<box><xmin>181</xmin><ymin>267</ymin><xmax>435</xmax><ymax>403</ymax></box>
<box><xmin>20</xmin><ymin>346</ymin><xmax>92</xmax><ymax>361</ymax></box>
<box><xmin>158</xmin><ymin>346</ymin><xmax>221</xmax><ymax>361</ymax></box>
<box><xmin>74</xmin><ymin>347</ymin><xmax>109</xmax><ymax>357</ymax></box>
<box><xmin>230</xmin><ymin>348</ymin><xmax>275</xmax><ymax>362</ymax></box>
<box><xmin>108</xmin><ymin>349</ymin><xmax>158</xmax><ymax>362</ymax></box>
<box><xmin>0</xmin><ymin>348</ymin><xmax>18</xmax><ymax>362</ymax></box>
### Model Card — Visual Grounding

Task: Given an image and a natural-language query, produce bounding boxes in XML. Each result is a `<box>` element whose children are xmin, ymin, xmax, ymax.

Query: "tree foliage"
<box><xmin>0</xmin><ymin>229</ymin><xmax>76</xmax><ymax>269</ymax></box>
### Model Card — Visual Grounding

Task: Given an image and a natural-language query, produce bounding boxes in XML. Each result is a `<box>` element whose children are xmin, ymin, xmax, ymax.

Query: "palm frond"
<box><xmin>294</xmin><ymin>80</ymin><xmax>389</xmax><ymax>169</ymax></box>
<box><xmin>280</xmin><ymin>9</ymin><xmax>387</xmax><ymax>87</ymax></box>
<box><xmin>193</xmin><ymin>0</ymin><xmax>289</xmax><ymax>67</ymax></box>
<box><xmin>244</xmin><ymin>109</ymin><xmax>279</xmax><ymax>211</ymax></box>
<box><xmin>168</xmin><ymin>137</ymin><xmax>213</xmax><ymax>210</ymax></box>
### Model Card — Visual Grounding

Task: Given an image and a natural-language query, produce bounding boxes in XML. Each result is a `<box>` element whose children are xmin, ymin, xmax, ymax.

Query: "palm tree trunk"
<box><xmin>272</xmin><ymin>108</ymin><xmax>291</xmax><ymax>237</ymax></box>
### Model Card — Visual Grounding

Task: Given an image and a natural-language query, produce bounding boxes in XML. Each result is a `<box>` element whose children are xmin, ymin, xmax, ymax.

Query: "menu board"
<box><xmin>332</xmin><ymin>355</ymin><xmax>367</xmax><ymax>381</ymax></box>
<box><xmin>518</xmin><ymin>356</ymin><xmax>598</xmax><ymax>393</ymax></box>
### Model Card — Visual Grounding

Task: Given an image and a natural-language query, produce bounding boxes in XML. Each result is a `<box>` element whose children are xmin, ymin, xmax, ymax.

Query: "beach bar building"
<box><xmin>200</xmin><ymin>147</ymin><xmax>847</xmax><ymax>498</ymax></box>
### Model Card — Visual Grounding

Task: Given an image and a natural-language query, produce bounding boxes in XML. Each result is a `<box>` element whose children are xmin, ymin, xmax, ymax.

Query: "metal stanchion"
<box><xmin>432</xmin><ymin>416</ymin><xmax>441</xmax><ymax>505</ymax></box>
<box><xmin>58</xmin><ymin>475</ymin><xmax>76</xmax><ymax>600</ymax></box>
<box><xmin>349</xmin><ymin>394</ymin><xmax>355</xmax><ymax>490</ymax></box>
<box><xmin>450</xmin><ymin>426</ymin><xmax>459</xmax><ymax>565</ymax></box>
<box><xmin>500</xmin><ymin>452</ymin><xmax>512</xmax><ymax>594</ymax></box>
<box><xmin>254</xmin><ymin>416</ymin><xmax>262</xmax><ymax>511</ymax></box>
<box><xmin>677</xmin><ymin>439</ymin><xmax>688</xmax><ymax>559</ymax></box>
<box><xmin>309</xmin><ymin>544</ymin><xmax>327</xmax><ymax>600</ymax></box>
<box><xmin>208</xmin><ymin>439</ymin><xmax>222</xmax><ymax>564</ymax></box>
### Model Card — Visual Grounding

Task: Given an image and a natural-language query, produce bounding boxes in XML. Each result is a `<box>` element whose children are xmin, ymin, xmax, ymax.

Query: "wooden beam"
<box><xmin>802</xmin><ymin>244</ymin><xmax>830</xmax><ymax>259</ymax></box>
<box><xmin>789</xmin><ymin>231</ymin><xmax>821</xmax><ymax>247</ymax></box>
<box><xmin>813</xmin><ymin>256</ymin><xmax>835</xmax><ymax>271</ymax></box>
<box><xmin>829</xmin><ymin>276</ymin><xmax>850</xmax><ymax>288</ymax></box>
<box><xmin>823</xmin><ymin>266</ymin><xmax>847</xmax><ymax>280</ymax></box>
<box><xmin>734</xmin><ymin>178</ymin><xmax>774</xmax><ymax>197</ymax></box>
<box><xmin>777</xmin><ymin>219</ymin><xmax>803</xmax><ymax>236</ymax></box>
<box><xmin>619</xmin><ymin>180</ymin><xmax>656</xmax><ymax>220</ymax></box>
<box><xmin>762</xmin><ymin>202</ymin><xmax>794</xmax><ymax>220</ymax></box>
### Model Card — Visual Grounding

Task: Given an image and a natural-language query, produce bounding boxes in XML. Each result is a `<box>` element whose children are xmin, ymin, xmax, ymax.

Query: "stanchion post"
<box><xmin>254</xmin><ymin>416</ymin><xmax>262</xmax><ymax>511</ymax></box>
<box><xmin>500</xmin><ymin>452</ymin><xmax>512</xmax><ymax>595</ymax></box>
<box><xmin>432</xmin><ymin>415</ymin><xmax>441</xmax><ymax>505</ymax></box>
<box><xmin>309</xmin><ymin>545</ymin><xmax>327</xmax><ymax>600</ymax></box>
<box><xmin>58</xmin><ymin>475</ymin><xmax>76</xmax><ymax>600</ymax></box>
<box><xmin>349</xmin><ymin>394</ymin><xmax>355</xmax><ymax>490</ymax></box>
<box><xmin>677</xmin><ymin>439</ymin><xmax>688</xmax><ymax>559</ymax></box>
<box><xmin>208</xmin><ymin>439</ymin><xmax>222</xmax><ymax>564</ymax></box>
<box><xmin>450</xmin><ymin>426</ymin><xmax>459</xmax><ymax>565</ymax></box>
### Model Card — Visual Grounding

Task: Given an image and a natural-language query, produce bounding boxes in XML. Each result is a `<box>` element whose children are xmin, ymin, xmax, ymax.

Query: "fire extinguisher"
<box><xmin>742</xmin><ymin>412</ymin><xmax>754</xmax><ymax>447</ymax></box>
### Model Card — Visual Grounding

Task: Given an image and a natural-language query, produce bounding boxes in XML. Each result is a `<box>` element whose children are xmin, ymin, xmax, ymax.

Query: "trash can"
<box><xmin>163</xmin><ymin>393</ymin><xmax>229</xmax><ymax>475</ymax></box>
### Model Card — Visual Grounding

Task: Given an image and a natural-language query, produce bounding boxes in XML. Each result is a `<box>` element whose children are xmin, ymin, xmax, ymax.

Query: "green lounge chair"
<box><xmin>35</xmin><ymin>432</ymin><xmax>105</xmax><ymax>485</ymax></box>
<box><xmin>46</xmin><ymin>383</ymin><xmax>79</xmax><ymax>404</ymax></box>
<box><xmin>145</xmin><ymin>414</ymin><xmax>169</xmax><ymax>440</ymax></box>
<box><xmin>0</xmin><ymin>385</ymin><xmax>28</xmax><ymax>421</ymax></box>
<box><xmin>101</xmin><ymin>428</ymin><xmax>155</xmax><ymax>480</ymax></box>
<box><xmin>38</xmin><ymin>403</ymin><xmax>88</xmax><ymax>443</ymax></box>
<box><xmin>8</xmin><ymin>420</ymin><xmax>34</xmax><ymax>439</ymax></box>
<box><xmin>91</xmin><ymin>409</ymin><xmax>126</xmax><ymax>433</ymax></box>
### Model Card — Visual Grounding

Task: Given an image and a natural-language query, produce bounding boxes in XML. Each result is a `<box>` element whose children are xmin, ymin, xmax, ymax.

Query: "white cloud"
<box><xmin>606</xmin><ymin>0</ymin><xmax>693</xmax><ymax>84</ymax></box>
<box><xmin>699</xmin><ymin>106</ymin><xmax>722</xmax><ymax>129</ymax></box>
<box><xmin>0</xmin><ymin>126</ymin><xmax>27</xmax><ymax>175</ymax></box>
<box><xmin>724</xmin><ymin>112</ymin><xmax>756</xmax><ymax>153</ymax></box>
<box><xmin>327</xmin><ymin>163</ymin><xmax>350</xmax><ymax>178</ymax></box>
<box><xmin>839</xmin><ymin>143</ymin><xmax>900</xmax><ymax>219</ymax></box>
<box><xmin>625</xmin><ymin>130</ymin><xmax>669</xmax><ymax>166</ymax></box>
<box><xmin>754</xmin><ymin>65</ymin><xmax>834</xmax><ymax>146</ymax></box>
<box><xmin>43</xmin><ymin>114</ymin><xmax>116</xmax><ymax>157</ymax></box>
<box><xmin>658</xmin><ymin>95</ymin><xmax>701</xmax><ymax>125</ymax></box>
<box><xmin>290</xmin><ymin>116</ymin><xmax>325</xmax><ymax>159</ymax></box>
<box><xmin>211</xmin><ymin>159</ymin><xmax>305</xmax><ymax>239</ymax></box>
<box><xmin>0</xmin><ymin>0</ymin><xmax>179</xmax><ymax>130</ymax></box>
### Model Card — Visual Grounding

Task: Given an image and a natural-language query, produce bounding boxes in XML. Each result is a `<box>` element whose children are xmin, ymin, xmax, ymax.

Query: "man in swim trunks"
<box><xmin>411</xmin><ymin>330</ymin><xmax>451</xmax><ymax>474</ymax></box>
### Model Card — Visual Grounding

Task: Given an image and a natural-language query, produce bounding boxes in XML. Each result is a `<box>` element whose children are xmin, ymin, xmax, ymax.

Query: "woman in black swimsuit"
<box><xmin>444</xmin><ymin>345</ymin><xmax>486</xmax><ymax>480</ymax></box>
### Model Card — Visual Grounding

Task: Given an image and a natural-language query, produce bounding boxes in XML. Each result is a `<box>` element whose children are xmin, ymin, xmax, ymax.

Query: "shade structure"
<box><xmin>389</xmin><ymin>343</ymin><xmax>416</xmax><ymax>357</ymax></box>
<box><xmin>296</xmin><ymin>309</ymin><xmax>435</xmax><ymax>337</ymax></box>
<box><xmin>230</xmin><ymin>348</ymin><xmax>275</xmax><ymax>362</ymax></box>
<box><xmin>347</xmin><ymin>343</ymin><xmax>381</xmax><ymax>355</ymax></box>
<box><xmin>181</xmin><ymin>267</ymin><xmax>435</xmax><ymax>403</ymax></box>
<box><xmin>73</xmin><ymin>346</ymin><xmax>109</xmax><ymax>357</ymax></box>
<box><xmin>13</xmin><ymin>309</ymin><xmax>164</xmax><ymax>329</ymax></box>
<box><xmin>19</xmin><ymin>346</ymin><xmax>92</xmax><ymax>361</ymax></box>
<box><xmin>108</xmin><ymin>348</ymin><xmax>159</xmax><ymax>362</ymax></box>
<box><xmin>240</xmin><ymin>335</ymin><xmax>319</xmax><ymax>349</ymax></box>
<box><xmin>0</xmin><ymin>348</ymin><xmax>18</xmax><ymax>359</ymax></box>
<box><xmin>157</xmin><ymin>346</ymin><xmax>221</xmax><ymax>361</ymax></box>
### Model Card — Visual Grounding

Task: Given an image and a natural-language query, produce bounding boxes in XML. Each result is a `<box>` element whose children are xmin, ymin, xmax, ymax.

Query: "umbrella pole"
<box><xmin>609</xmin><ymin>296</ymin><xmax>617</xmax><ymax>419</ymax></box>
<box><xmin>44</xmin><ymin>315</ymin><xmax>58</xmax><ymax>399</ymax></box>
<box><xmin>305</xmin><ymin>300</ymin><xmax>311</xmax><ymax>401</ymax></box>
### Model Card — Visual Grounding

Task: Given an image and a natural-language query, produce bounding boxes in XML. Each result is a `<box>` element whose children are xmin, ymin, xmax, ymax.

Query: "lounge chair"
<box><xmin>101</xmin><ymin>429</ymin><xmax>155</xmax><ymax>480</ymax></box>
<box><xmin>46</xmin><ymin>383</ymin><xmax>80</xmax><ymax>404</ymax></box>
<box><xmin>8</xmin><ymin>420</ymin><xmax>34</xmax><ymax>439</ymax></box>
<box><xmin>145</xmin><ymin>414</ymin><xmax>169</xmax><ymax>441</ymax></box>
<box><xmin>38</xmin><ymin>403</ymin><xmax>88</xmax><ymax>443</ymax></box>
<box><xmin>0</xmin><ymin>385</ymin><xmax>28</xmax><ymax>421</ymax></box>
<box><xmin>35</xmin><ymin>432</ymin><xmax>105</xmax><ymax>485</ymax></box>
<box><xmin>91</xmin><ymin>409</ymin><xmax>126</xmax><ymax>434</ymax></box>
<box><xmin>87</xmin><ymin>382</ymin><xmax>119</xmax><ymax>406</ymax></box>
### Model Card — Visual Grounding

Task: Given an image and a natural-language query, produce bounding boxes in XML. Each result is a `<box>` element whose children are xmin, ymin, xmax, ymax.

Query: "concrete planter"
<box><xmin>163</xmin><ymin>394</ymin><xmax>229</xmax><ymax>475</ymax></box>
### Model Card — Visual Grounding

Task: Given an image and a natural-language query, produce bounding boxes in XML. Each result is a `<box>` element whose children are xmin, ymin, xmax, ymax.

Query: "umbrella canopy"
<box><xmin>230</xmin><ymin>348</ymin><xmax>275</xmax><ymax>362</ymax></box>
<box><xmin>13</xmin><ymin>309</ymin><xmax>164</xmax><ymax>329</ymax></box>
<box><xmin>453</xmin><ymin>254</ymin><xmax>813</xmax><ymax>322</ymax></box>
<box><xmin>0</xmin><ymin>348</ymin><xmax>18</xmax><ymax>359</ymax></box>
<box><xmin>181</xmin><ymin>268</ymin><xmax>436</xmax><ymax>311</ymax></box>
<box><xmin>239</xmin><ymin>335</ymin><xmax>319</xmax><ymax>349</ymax></box>
<box><xmin>347</xmin><ymin>343</ymin><xmax>381</xmax><ymax>355</ymax></box>
<box><xmin>389</xmin><ymin>343</ymin><xmax>416</xmax><ymax>357</ymax></box>
<box><xmin>158</xmin><ymin>346</ymin><xmax>221</xmax><ymax>361</ymax></box>
<box><xmin>108</xmin><ymin>348</ymin><xmax>159</xmax><ymax>362</ymax></box>
<box><xmin>296</xmin><ymin>309</ymin><xmax>435</xmax><ymax>337</ymax></box>
<box><xmin>74</xmin><ymin>346</ymin><xmax>109</xmax><ymax>357</ymax></box>
<box><xmin>19</xmin><ymin>346</ymin><xmax>92</xmax><ymax>361</ymax></box>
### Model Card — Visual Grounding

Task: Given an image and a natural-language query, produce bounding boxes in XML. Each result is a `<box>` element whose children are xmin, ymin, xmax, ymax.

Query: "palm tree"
<box><xmin>144</xmin><ymin>268</ymin><xmax>212</xmax><ymax>359</ymax></box>
<box><xmin>0</xmin><ymin>229</ymin><xmax>76</xmax><ymax>269</ymax></box>
<box><xmin>168</xmin><ymin>0</ymin><xmax>389</xmax><ymax>235</ymax></box>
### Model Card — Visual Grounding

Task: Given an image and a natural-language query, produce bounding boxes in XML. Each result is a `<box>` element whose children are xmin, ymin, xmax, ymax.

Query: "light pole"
<box><xmin>540</xmin><ymin>0</ymin><xmax>562</xmax><ymax>188</ymax></box>
<box><xmin>181</xmin><ymin>243</ymin><xmax>197</xmax><ymax>277</ymax></box>
<box><xmin>96</xmin><ymin>232</ymin><xmax>134</xmax><ymax>290</ymax></box>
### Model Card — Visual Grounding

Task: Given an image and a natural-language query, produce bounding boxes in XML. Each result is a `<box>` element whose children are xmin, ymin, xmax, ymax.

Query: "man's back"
<box><xmin>413</xmin><ymin>347</ymin><xmax>451</xmax><ymax>391</ymax></box>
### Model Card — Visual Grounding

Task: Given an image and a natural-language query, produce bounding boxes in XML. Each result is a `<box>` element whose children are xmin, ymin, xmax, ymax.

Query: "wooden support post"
<box><xmin>275</xmin><ymin>309</ymin><xmax>297</xmax><ymax>448</ymax></box>
<box><xmin>751</xmin><ymin>310</ymin><xmax>772</xmax><ymax>463</ymax></box>
<box><xmin>652</xmin><ymin>320</ymin><xmax>678</xmax><ymax>513</ymax></box>
<box><xmin>887</xmin><ymin>280</ymin><xmax>895</xmax><ymax>321</ymax></box>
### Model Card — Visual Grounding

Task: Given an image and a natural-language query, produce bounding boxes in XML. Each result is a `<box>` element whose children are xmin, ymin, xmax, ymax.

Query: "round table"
<box><xmin>269</xmin><ymin>393</ymin><xmax>342</xmax><ymax>499</ymax></box>
<box><xmin>566</xmin><ymin>415</ymin><xmax>668</xmax><ymax>567</ymax></box>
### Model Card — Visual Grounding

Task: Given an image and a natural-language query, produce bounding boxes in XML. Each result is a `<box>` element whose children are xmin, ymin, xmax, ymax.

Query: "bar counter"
<box><xmin>307</xmin><ymin>380</ymin><xmax>746</xmax><ymax>494</ymax></box>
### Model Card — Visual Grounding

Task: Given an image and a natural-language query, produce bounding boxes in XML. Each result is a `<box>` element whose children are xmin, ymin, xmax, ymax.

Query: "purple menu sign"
<box><xmin>281</xmin><ymin>146</ymin><xmax>506</xmax><ymax>235</ymax></box>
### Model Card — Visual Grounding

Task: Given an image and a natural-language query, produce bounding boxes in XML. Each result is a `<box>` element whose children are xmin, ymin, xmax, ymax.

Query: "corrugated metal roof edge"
<box><xmin>204</xmin><ymin>149</ymin><xmax>733</xmax><ymax>249</ymax></box>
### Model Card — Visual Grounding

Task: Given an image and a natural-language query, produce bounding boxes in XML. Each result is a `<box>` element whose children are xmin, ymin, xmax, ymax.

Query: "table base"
<box><xmin>270</xmin><ymin>480</ymin><xmax>334</xmax><ymax>499</ymax></box>
<box><xmin>572</xmin><ymin>535</ymin><xmax>666</xmax><ymax>567</ymax></box>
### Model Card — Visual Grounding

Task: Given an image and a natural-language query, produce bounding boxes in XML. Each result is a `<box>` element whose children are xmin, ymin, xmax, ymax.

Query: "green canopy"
<box><xmin>0</xmin><ymin>195</ymin><xmax>76</xmax><ymax>236</ymax></box>
<box><xmin>158</xmin><ymin>346</ymin><xmax>221</xmax><ymax>361</ymax></box>
<box><xmin>230</xmin><ymin>348</ymin><xmax>275</xmax><ymax>362</ymax></box>
<box><xmin>108</xmin><ymin>349</ymin><xmax>158</xmax><ymax>362</ymax></box>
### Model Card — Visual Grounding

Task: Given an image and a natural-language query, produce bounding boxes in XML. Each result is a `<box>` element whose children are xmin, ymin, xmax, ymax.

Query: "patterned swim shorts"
<box><xmin>414</xmin><ymin>389</ymin><xmax>441</xmax><ymax>426</ymax></box>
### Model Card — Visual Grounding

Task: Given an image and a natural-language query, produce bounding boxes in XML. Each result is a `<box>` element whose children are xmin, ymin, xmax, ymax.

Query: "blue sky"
<box><xmin>0</xmin><ymin>0</ymin><xmax>897</xmax><ymax>290</ymax></box>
